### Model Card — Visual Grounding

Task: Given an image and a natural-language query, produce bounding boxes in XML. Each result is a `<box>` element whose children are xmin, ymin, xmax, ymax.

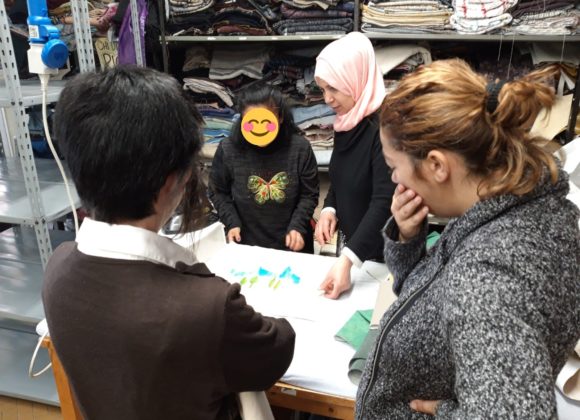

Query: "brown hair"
<box><xmin>380</xmin><ymin>59</ymin><xmax>560</xmax><ymax>198</ymax></box>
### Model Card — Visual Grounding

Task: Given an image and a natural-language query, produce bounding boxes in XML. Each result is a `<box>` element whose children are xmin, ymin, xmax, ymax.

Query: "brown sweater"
<box><xmin>42</xmin><ymin>242</ymin><xmax>295</xmax><ymax>420</ymax></box>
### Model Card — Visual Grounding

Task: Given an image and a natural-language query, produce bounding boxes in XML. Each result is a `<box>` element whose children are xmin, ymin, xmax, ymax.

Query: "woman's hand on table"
<box><xmin>227</xmin><ymin>228</ymin><xmax>241</xmax><ymax>243</ymax></box>
<box><xmin>286</xmin><ymin>230</ymin><xmax>305</xmax><ymax>252</ymax></box>
<box><xmin>392</xmin><ymin>184</ymin><xmax>429</xmax><ymax>242</ymax></box>
<box><xmin>315</xmin><ymin>211</ymin><xmax>337</xmax><ymax>245</ymax></box>
<box><xmin>319</xmin><ymin>255</ymin><xmax>352</xmax><ymax>299</ymax></box>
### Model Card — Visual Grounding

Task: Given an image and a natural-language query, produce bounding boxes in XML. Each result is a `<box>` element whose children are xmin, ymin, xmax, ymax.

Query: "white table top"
<box><xmin>204</xmin><ymin>243</ymin><xmax>387</xmax><ymax>399</ymax></box>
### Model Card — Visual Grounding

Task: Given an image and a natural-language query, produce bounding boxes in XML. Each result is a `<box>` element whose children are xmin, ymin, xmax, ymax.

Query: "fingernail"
<box><xmin>410</xmin><ymin>401</ymin><xmax>417</xmax><ymax>410</ymax></box>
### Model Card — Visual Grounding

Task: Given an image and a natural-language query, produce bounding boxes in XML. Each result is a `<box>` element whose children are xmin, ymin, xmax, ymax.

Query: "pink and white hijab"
<box><xmin>315</xmin><ymin>32</ymin><xmax>386</xmax><ymax>133</ymax></box>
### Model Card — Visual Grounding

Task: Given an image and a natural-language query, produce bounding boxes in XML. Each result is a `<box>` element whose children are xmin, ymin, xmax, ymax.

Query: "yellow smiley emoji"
<box><xmin>241</xmin><ymin>107</ymin><xmax>279</xmax><ymax>147</ymax></box>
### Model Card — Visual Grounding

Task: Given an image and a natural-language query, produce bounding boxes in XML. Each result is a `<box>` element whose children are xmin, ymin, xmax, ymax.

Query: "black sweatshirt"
<box><xmin>324</xmin><ymin>114</ymin><xmax>396</xmax><ymax>261</ymax></box>
<box><xmin>208</xmin><ymin>134</ymin><xmax>319</xmax><ymax>252</ymax></box>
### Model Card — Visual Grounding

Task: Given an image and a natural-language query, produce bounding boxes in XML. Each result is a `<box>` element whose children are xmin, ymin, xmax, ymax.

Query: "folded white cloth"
<box><xmin>450</xmin><ymin>12</ymin><xmax>512</xmax><ymax>33</ymax></box>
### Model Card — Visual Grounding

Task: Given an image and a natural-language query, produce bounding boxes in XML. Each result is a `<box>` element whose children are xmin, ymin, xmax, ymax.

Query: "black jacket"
<box><xmin>325</xmin><ymin>114</ymin><xmax>395</xmax><ymax>261</ymax></box>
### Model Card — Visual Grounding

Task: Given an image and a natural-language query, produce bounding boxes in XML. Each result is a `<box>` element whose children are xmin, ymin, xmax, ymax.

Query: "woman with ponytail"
<box><xmin>355</xmin><ymin>59</ymin><xmax>580</xmax><ymax>419</ymax></box>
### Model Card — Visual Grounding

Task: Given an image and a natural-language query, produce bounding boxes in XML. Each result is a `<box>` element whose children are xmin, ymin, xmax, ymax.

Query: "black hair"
<box><xmin>230</xmin><ymin>83</ymin><xmax>297</xmax><ymax>147</ymax></box>
<box><xmin>54</xmin><ymin>66</ymin><xmax>205</xmax><ymax>231</ymax></box>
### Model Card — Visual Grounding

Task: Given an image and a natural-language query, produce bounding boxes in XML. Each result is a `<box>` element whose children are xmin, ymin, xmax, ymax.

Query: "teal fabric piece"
<box><xmin>426</xmin><ymin>231</ymin><xmax>440</xmax><ymax>249</ymax></box>
<box><xmin>335</xmin><ymin>309</ymin><xmax>373</xmax><ymax>351</ymax></box>
<box><xmin>348</xmin><ymin>328</ymin><xmax>379</xmax><ymax>385</ymax></box>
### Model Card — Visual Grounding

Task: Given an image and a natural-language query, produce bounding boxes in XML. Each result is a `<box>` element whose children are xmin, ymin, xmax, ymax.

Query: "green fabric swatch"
<box><xmin>335</xmin><ymin>309</ymin><xmax>373</xmax><ymax>351</ymax></box>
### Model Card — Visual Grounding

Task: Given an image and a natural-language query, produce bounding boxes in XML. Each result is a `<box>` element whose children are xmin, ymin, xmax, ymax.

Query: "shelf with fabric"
<box><xmin>164</xmin><ymin>33</ymin><xmax>580</xmax><ymax>43</ymax></box>
<box><xmin>365</xmin><ymin>33</ymin><xmax>580</xmax><ymax>42</ymax></box>
<box><xmin>0</xmin><ymin>158</ymin><xmax>80</xmax><ymax>225</ymax></box>
<box><xmin>160</xmin><ymin>40</ymin><xmax>580</xmax><ymax>149</ymax></box>
<box><xmin>164</xmin><ymin>34</ymin><xmax>346</xmax><ymax>42</ymax></box>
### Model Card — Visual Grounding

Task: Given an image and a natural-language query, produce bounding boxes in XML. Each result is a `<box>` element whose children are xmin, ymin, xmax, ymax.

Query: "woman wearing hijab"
<box><xmin>314</xmin><ymin>32</ymin><xmax>396</xmax><ymax>299</ymax></box>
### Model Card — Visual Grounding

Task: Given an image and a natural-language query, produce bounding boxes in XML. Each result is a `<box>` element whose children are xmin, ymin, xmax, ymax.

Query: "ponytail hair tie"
<box><xmin>486</xmin><ymin>80</ymin><xmax>506</xmax><ymax>114</ymax></box>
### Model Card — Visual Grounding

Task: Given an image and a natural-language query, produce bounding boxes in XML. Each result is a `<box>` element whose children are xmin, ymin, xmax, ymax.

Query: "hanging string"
<box><xmin>507</xmin><ymin>34</ymin><xmax>515</xmax><ymax>80</ymax></box>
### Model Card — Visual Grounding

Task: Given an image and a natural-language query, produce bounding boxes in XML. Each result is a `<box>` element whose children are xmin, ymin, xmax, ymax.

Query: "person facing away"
<box><xmin>355</xmin><ymin>59</ymin><xmax>580</xmax><ymax>419</ymax></box>
<box><xmin>314</xmin><ymin>31</ymin><xmax>396</xmax><ymax>299</ymax></box>
<box><xmin>208</xmin><ymin>83</ymin><xmax>319</xmax><ymax>253</ymax></box>
<box><xmin>42</xmin><ymin>67</ymin><xmax>295</xmax><ymax>420</ymax></box>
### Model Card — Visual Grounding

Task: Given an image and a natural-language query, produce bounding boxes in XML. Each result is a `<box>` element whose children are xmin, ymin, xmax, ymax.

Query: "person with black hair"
<box><xmin>42</xmin><ymin>67</ymin><xmax>295</xmax><ymax>420</ymax></box>
<box><xmin>209</xmin><ymin>83</ymin><xmax>320</xmax><ymax>253</ymax></box>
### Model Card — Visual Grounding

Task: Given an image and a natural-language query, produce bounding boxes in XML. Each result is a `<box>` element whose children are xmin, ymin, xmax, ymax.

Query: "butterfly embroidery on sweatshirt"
<box><xmin>247</xmin><ymin>172</ymin><xmax>289</xmax><ymax>205</ymax></box>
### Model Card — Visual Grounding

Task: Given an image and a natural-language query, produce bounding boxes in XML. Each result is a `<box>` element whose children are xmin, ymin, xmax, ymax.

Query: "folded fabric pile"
<box><xmin>509</xmin><ymin>0</ymin><xmax>579</xmax><ymax>35</ymax></box>
<box><xmin>183</xmin><ymin>46</ymin><xmax>212</xmax><ymax>72</ymax></box>
<box><xmin>292</xmin><ymin>104</ymin><xmax>336</xmax><ymax>150</ymax></box>
<box><xmin>169</xmin><ymin>0</ymin><xmax>214</xmax><ymax>15</ymax></box>
<box><xmin>197</xmin><ymin>105</ymin><xmax>237</xmax><ymax>145</ymax></box>
<box><xmin>361</xmin><ymin>0</ymin><xmax>453</xmax><ymax>34</ymax></box>
<box><xmin>167</xmin><ymin>0</ymin><xmax>277</xmax><ymax>35</ymax></box>
<box><xmin>274</xmin><ymin>1</ymin><xmax>354</xmax><ymax>35</ymax></box>
<box><xmin>211</xmin><ymin>0</ymin><xmax>275</xmax><ymax>35</ymax></box>
<box><xmin>183</xmin><ymin>78</ymin><xmax>235</xmax><ymax>107</ymax></box>
<box><xmin>209</xmin><ymin>46</ymin><xmax>270</xmax><ymax>80</ymax></box>
<box><xmin>167</xmin><ymin>0</ymin><xmax>356</xmax><ymax>36</ymax></box>
<box><xmin>295</xmin><ymin>65</ymin><xmax>324</xmax><ymax>104</ymax></box>
<box><xmin>450</xmin><ymin>0</ymin><xmax>517</xmax><ymax>34</ymax></box>
<box><xmin>291</xmin><ymin>104</ymin><xmax>335</xmax><ymax>150</ymax></box>
<box><xmin>262</xmin><ymin>50</ymin><xmax>324</xmax><ymax>104</ymax></box>
<box><xmin>375</xmin><ymin>44</ymin><xmax>432</xmax><ymax>94</ymax></box>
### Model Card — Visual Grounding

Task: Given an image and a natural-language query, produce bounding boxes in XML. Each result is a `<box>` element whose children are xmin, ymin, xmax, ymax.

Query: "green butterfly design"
<box><xmin>247</xmin><ymin>172</ymin><xmax>289</xmax><ymax>205</ymax></box>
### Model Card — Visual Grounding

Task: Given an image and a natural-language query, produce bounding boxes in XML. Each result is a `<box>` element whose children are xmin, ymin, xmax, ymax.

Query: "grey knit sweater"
<box><xmin>355</xmin><ymin>169</ymin><xmax>580</xmax><ymax>419</ymax></box>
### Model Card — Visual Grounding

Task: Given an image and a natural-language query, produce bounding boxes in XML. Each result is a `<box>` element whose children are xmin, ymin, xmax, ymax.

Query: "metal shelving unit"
<box><xmin>0</xmin><ymin>79</ymin><xmax>67</xmax><ymax>108</ymax></box>
<box><xmin>0</xmin><ymin>227</ymin><xmax>74</xmax><ymax>328</ymax></box>
<box><xmin>0</xmin><ymin>158</ymin><xmax>80</xmax><ymax>224</ymax></box>
<box><xmin>164</xmin><ymin>33</ymin><xmax>580</xmax><ymax>43</ymax></box>
<box><xmin>0</xmin><ymin>328</ymin><xmax>58</xmax><ymax>405</ymax></box>
<box><xmin>0</xmin><ymin>0</ymin><xmax>94</xmax><ymax>407</ymax></box>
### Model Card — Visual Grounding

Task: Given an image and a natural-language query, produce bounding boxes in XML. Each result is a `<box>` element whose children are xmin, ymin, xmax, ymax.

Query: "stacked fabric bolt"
<box><xmin>294</xmin><ymin>65</ymin><xmax>319</xmax><ymax>104</ymax></box>
<box><xmin>197</xmin><ymin>105</ymin><xmax>237</xmax><ymax>145</ymax></box>
<box><xmin>361</xmin><ymin>0</ymin><xmax>453</xmax><ymax>34</ymax></box>
<box><xmin>166</xmin><ymin>0</ymin><xmax>214</xmax><ymax>34</ymax></box>
<box><xmin>183</xmin><ymin>78</ymin><xmax>235</xmax><ymax>107</ymax></box>
<box><xmin>209</xmin><ymin>46</ymin><xmax>271</xmax><ymax>80</ymax></box>
<box><xmin>509</xmin><ymin>0</ymin><xmax>579</xmax><ymax>35</ymax></box>
<box><xmin>450</xmin><ymin>0</ymin><xmax>518</xmax><ymax>34</ymax></box>
<box><xmin>182</xmin><ymin>46</ymin><xmax>212</xmax><ymax>72</ymax></box>
<box><xmin>291</xmin><ymin>104</ymin><xmax>336</xmax><ymax>150</ymax></box>
<box><xmin>264</xmin><ymin>54</ymin><xmax>311</xmax><ymax>101</ymax></box>
<box><xmin>274</xmin><ymin>0</ymin><xmax>354</xmax><ymax>34</ymax></box>
<box><xmin>169</xmin><ymin>0</ymin><xmax>214</xmax><ymax>16</ymax></box>
<box><xmin>167</xmin><ymin>0</ymin><xmax>279</xmax><ymax>35</ymax></box>
<box><xmin>211</xmin><ymin>0</ymin><xmax>275</xmax><ymax>35</ymax></box>
<box><xmin>374</xmin><ymin>44</ymin><xmax>432</xmax><ymax>95</ymax></box>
